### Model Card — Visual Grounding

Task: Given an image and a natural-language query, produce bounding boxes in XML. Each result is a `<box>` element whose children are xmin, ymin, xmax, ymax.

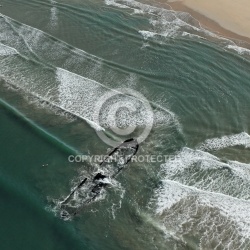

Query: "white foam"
<box><xmin>159</xmin><ymin>147</ymin><xmax>250</xmax><ymax>200</ymax></box>
<box><xmin>138</xmin><ymin>30</ymin><xmax>156</xmax><ymax>39</ymax></box>
<box><xmin>227</xmin><ymin>45</ymin><xmax>250</xmax><ymax>55</ymax></box>
<box><xmin>0</xmin><ymin>13</ymin><xmax>181</xmax><ymax>139</ymax></box>
<box><xmin>0</xmin><ymin>43</ymin><xmax>18</xmax><ymax>55</ymax></box>
<box><xmin>153</xmin><ymin>180</ymin><xmax>250</xmax><ymax>248</ymax></box>
<box><xmin>227</xmin><ymin>160</ymin><xmax>250</xmax><ymax>180</ymax></box>
<box><xmin>197</xmin><ymin>132</ymin><xmax>250</xmax><ymax>151</ymax></box>
<box><xmin>50</xmin><ymin>6</ymin><xmax>58</xmax><ymax>28</ymax></box>
<box><xmin>57</xmin><ymin>67</ymin><xmax>178</xmax><ymax>134</ymax></box>
<box><xmin>104</xmin><ymin>0</ymin><xmax>250</xmax><ymax>56</ymax></box>
<box><xmin>182</xmin><ymin>31</ymin><xmax>205</xmax><ymax>40</ymax></box>
<box><xmin>49</xmin><ymin>0</ymin><xmax>58</xmax><ymax>28</ymax></box>
<box><xmin>57</xmin><ymin>68</ymin><xmax>106</xmax><ymax>131</ymax></box>
<box><xmin>160</xmin><ymin>147</ymin><xmax>219</xmax><ymax>177</ymax></box>
<box><xmin>104</xmin><ymin>0</ymin><xmax>203</xmax><ymax>39</ymax></box>
<box><xmin>156</xmin><ymin>179</ymin><xmax>250</xmax><ymax>226</ymax></box>
<box><xmin>152</xmin><ymin>140</ymin><xmax>250</xmax><ymax>247</ymax></box>
<box><xmin>105</xmin><ymin>0</ymin><xmax>129</xmax><ymax>9</ymax></box>
<box><xmin>0</xmin><ymin>13</ymin><xmax>89</xmax><ymax>64</ymax></box>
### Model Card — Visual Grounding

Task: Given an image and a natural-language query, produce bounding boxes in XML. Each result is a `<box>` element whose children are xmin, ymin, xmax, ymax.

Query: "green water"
<box><xmin>1</xmin><ymin>0</ymin><xmax>250</xmax><ymax>249</ymax></box>
<box><xmin>0</xmin><ymin>100</ymin><xmax>88</xmax><ymax>249</ymax></box>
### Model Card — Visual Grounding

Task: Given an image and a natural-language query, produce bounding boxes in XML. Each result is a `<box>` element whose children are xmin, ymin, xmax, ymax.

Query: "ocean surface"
<box><xmin>1</xmin><ymin>0</ymin><xmax>250</xmax><ymax>249</ymax></box>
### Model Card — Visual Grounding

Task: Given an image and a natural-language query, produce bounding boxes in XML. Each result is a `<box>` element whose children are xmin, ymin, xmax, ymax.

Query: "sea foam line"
<box><xmin>158</xmin><ymin>146</ymin><xmax>250</xmax><ymax>200</ymax></box>
<box><xmin>0</xmin><ymin>12</ymin><xmax>181</xmax><ymax>135</ymax></box>
<box><xmin>154</xmin><ymin>179</ymin><xmax>250</xmax><ymax>242</ymax></box>
<box><xmin>2</xmin><ymin>75</ymin><xmax>105</xmax><ymax>132</ymax></box>
<box><xmin>197</xmin><ymin>132</ymin><xmax>250</xmax><ymax>151</ymax></box>
<box><xmin>226</xmin><ymin>45</ymin><xmax>250</xmax><ymax>55</ymax></box>
<box><xmin>0</xmin><ymin>42</ymin><xmax>18</xmax><ymax>56</ymax></box>
<box><xmin>56</xmin><ymin>67</ymin><xmax>181</xmax><ymax>132</ymax></box>
<box><xmin>105</xmin><ymin>0</ymin><xmax>250</xmax><ymax>58</ymax></box>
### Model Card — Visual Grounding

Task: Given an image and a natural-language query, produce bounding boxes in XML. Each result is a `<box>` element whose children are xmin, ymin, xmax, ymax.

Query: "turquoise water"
<box><xmin>1</xmin><ymin>0</ymin><xmax>250</xmax><ymax>249</ymax></box>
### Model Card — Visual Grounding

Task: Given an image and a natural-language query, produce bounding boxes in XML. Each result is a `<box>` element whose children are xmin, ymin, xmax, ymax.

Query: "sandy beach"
<box><xmin>164</xmin><ymin>0</ymin><xmax>250</xmax><ymax>43</ymax></box>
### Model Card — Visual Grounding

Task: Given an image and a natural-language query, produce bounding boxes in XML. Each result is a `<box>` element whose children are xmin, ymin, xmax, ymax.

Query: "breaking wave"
<box><xmin>153</xmin><ymin>180</ymin><xmax>250</xmax><ymax>249</ymax></box>
<box><xmin>150</xmin><ymin>132</ymin><xmax>250</xmax><ymax>248</ymax></box>
<box><xmin>104</xmin><ymin>0</ymin><xmax>250</xmax><ymax>57</ymax></box>
<box><xmin>197</xmin><ymin>132</ymin><xmax>250</xmax><ymax>151</ymax></box>
<box><xmin>0</xmin><ymin>12</ymin><xmax>181</xmax><ymax>140</ymax></box>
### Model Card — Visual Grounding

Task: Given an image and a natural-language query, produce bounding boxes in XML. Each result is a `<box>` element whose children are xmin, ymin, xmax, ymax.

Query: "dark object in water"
<box><xmin>100</xmin><ymin>138</ymin><xmax>139</xmax><ymax>167</ymax></box>
<box><xmin>90</xmin><ymin>138</ymin><xmax>139</xmax><ymax>196</ymax></box>
<box><xmin>60</xmin><ymin>138</ymin><xmax>139</xmax><ymax>218</ymax></box>
<box><xmin>93</xmin><ymin>173</ymin><xmax>106</xmax><ymax>181</ymax></box>
<box><xmin>60</xmin><ymin>178</ymin><xmax>88</xmax><ymax>205</ymax></box>
<box><xmin>91</xmin><ymin>173</ymin><xmax>107</xmax><ymax>194</ymax></box>
<box><xmin>88</xmin><ymin>138</ymin><xmax>138</xmax><ymax>197</ymax></box>
<box><xmin>91</xmin><ymin>182</ymin><xmax>106</xmax><ymax>194</ymax></box>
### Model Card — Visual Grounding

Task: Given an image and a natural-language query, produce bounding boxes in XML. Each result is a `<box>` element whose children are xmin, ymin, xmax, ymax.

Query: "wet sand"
<box><xmin>154</xmin><ymin>0</ymin><xmax>250</xmax><ymax>44</ymax></box>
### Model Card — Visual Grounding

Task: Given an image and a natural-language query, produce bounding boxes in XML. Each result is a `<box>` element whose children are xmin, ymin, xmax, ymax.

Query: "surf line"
<box><xmin>0</xmin><ymin>98</ymin><xmax>80</xmax><ymax>156</ymax></box>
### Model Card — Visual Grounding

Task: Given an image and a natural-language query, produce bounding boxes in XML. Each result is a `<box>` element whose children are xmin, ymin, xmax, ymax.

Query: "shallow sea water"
<box><xmin>1</xmin><ymin>0</ymin><xmax>250</xmax><ymax>249</ymax></box>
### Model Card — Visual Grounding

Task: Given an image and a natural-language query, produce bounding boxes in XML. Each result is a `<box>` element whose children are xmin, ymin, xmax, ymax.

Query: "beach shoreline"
<box><xmin>152</xmin><ymin>0</ymin><xmax>250</xmax><ymax>45</ymax></box>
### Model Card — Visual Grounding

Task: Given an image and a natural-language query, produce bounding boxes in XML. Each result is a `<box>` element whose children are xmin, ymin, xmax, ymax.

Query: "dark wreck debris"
<box><xmin>93</xmin><ymin>173</ymin><xmax>106</xmax><ymax>181</ymax></box>
<box><xmin>60</xmin><ymin>178</ymin><xmax>88</xmax><ymax>205</ymax></box>
<box><xmin>59</xmin><ymin>138</ymin><xmax>139</xmax><ymax>219</ymax></box>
